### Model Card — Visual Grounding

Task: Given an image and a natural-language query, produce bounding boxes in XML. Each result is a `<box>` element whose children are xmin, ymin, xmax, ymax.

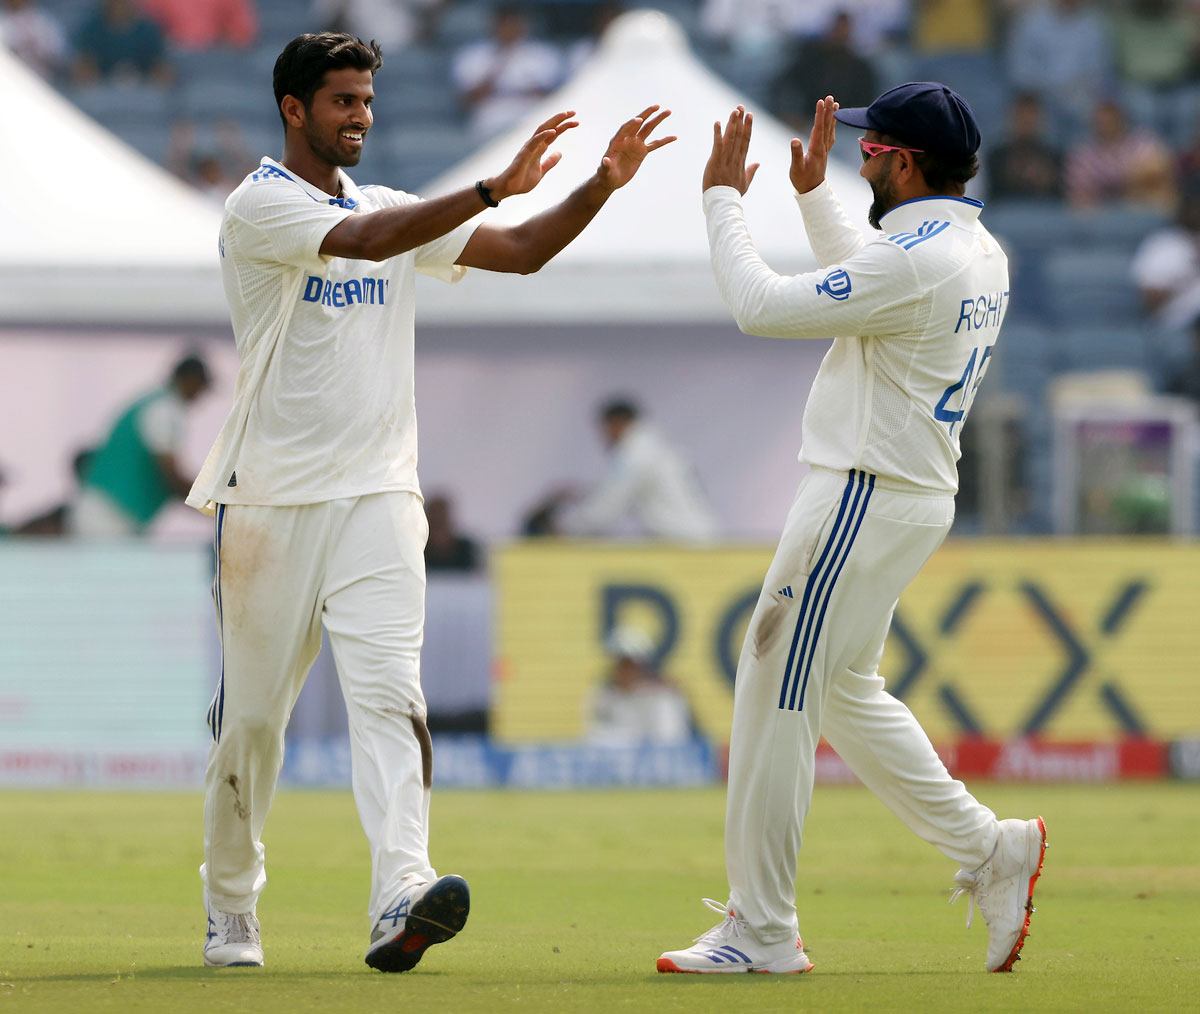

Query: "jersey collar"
<box><xmin>877</xmin><ymin>194</ymin><xmax>984</xmax><ymax>232</ymax></box>
<box><xmin>257</xmin><ymin>157</ymin><xmax>366</xmax><ymax>210</ymax></box>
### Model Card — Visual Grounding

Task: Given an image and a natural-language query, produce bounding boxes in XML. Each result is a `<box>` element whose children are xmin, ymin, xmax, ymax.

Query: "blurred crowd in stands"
<box><xmin>4</xmin><ymin>0</ymin><xmax>1200</xmax><ymax>536</ymax></box>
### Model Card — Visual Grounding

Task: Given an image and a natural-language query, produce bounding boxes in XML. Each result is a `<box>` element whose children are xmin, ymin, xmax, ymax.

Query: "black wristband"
<box><xmin>475</xmin><ymin>180</ymin><xmax>499</xmax><ymax>207</ymax></box>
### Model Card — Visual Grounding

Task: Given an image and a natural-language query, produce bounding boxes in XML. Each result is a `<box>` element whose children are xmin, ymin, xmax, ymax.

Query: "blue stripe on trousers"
<box><xmin>208</xmin><ymin>504</ymin><xmax>226</xmax><ymax>742</ymax></box>
<box><xmin>779</xmin><ymin>469</ymin><xmax>874</xmax><ymax>711</ymax></box>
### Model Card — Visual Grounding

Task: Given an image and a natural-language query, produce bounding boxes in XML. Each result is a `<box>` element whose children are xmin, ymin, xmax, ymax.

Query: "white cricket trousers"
<box><xmin>726</xmin><ymin>467</ymin><xmax>999</xmax><ymax>944</ymax></box>
<box><xmin>200</xmin><ymin>491</ymin><xmax>435</xmax><ymax>926</ymax></box>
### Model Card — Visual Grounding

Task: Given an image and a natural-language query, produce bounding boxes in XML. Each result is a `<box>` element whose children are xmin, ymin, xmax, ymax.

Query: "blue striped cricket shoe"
<box><xmin>657</xmin><ymin>898</ymin><xmax>814</xmax><ymax>974</ymax></box>
<box><xmin>203</xmin><ymin>891</ymin><xmax>263</xmax><ymax>967</ymax></box>
<box><xmin>365</xmin><ymin>874</ymin><xmax>470</xmax><ymax>973</ymax></box>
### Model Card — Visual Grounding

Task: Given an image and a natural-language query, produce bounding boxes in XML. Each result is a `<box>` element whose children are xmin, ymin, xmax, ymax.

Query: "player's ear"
<box><xmin>280</xmin><ymin>95</ymin><xmax>306</xmax><ymax>129</ymax></box>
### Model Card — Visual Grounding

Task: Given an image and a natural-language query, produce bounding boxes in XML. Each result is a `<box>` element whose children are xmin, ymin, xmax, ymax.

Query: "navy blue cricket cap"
<box><xmin>834</xmin><ymin>81</ymin><xmax>981</xmax><ymax>159</ymax></box>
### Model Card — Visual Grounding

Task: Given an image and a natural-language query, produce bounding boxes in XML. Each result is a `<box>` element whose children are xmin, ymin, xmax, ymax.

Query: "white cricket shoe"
<box><xmin>365</xmin><ymin>874</ymin><xmax>470</xmax><ymax>973</ymax></box>
<box><xmin>203</xmin><ymin>897</ymin><xmax>263</xmax><ymax>967</ymax></box>
<box><xmin>950</xmin><ymin>816</ymin><xmax>1047</xmax><ymax>972</ymax></box>
<box><xmin>657</xmin><ymin>898</ymin><xmax>814</xmax><ymax>974</ymax></box>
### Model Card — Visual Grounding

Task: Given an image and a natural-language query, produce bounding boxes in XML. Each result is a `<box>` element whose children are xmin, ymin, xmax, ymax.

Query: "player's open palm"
<box><xmin>597</xmin><ymin>106</ymin><xmax>676</xmax><ymax>189</ymax></box>
<box><xmin>790</xmin><ymin>95</ymin><xmax>839</xmax><ymax>195</ymax></box>
<box><xmin>495</xmin><ymin>111</ymin><xmax>579</xmax><ymax>198</ymax></box>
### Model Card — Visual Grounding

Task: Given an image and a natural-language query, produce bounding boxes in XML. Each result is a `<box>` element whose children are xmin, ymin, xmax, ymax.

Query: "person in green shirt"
<box><xmin>72</xmin><ymin>355</ymin><xmax>210</xmax><ymax>536</ymax></box>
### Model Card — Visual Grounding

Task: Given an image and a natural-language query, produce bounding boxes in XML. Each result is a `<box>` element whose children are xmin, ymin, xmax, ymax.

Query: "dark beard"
<box><xmin>867</xmin><ymin>175</ymin><xmax>897</xmax><ymax>230</ymax></box>
<box><xmin>305</xmin><ymin>122</ymin><xmax>362</xmax><ymax>168</ymax></box>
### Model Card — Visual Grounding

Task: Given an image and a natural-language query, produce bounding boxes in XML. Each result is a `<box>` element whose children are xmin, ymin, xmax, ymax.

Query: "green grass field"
<box><xmin>1</xmin><ymin>783</ymin><xmax>1197</xmax><ymax>1013</ymax></box>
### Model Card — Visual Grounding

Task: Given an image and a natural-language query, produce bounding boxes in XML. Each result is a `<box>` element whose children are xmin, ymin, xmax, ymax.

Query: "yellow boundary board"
<box><xmin>492</xmin><ymin>539</ymin><xmax>1200</xmax><ymax>744</ymax></box>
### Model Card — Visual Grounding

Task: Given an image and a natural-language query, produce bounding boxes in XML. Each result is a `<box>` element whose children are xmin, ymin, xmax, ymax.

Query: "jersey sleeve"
<box><xmin>227</xmin><ymin>180</ymin><xmax>355</xmax><ymax>272</ymax></box>
<box><xmin>357</xmin><ymin>185</ymin><xmax>478</xmax><ymax>283</ymax></box>
<box><xmin>703</xmin><ymin>186</ymin><xmax>919</xmax><ymax>340</ymax></box>
<box><xmin>793</xmin><ymin>180</ymin><xmax>870</xmax><ymax>266</ymax></box>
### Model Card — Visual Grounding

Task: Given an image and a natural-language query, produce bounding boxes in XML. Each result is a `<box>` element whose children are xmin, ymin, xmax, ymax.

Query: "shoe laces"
<box><xmin>949</xmin><ymin>870</ymin><xmax>982</xmax><ymax>929</ymax></box>
<box><xmin>693</xmin><ymin>898</ymin><xmax>746</xmax><ymax>944</ymax></box>
<box><xmin>215</xmin><ymin>909</ymin><xmax>260</xmax><ymax>945</ymax></box>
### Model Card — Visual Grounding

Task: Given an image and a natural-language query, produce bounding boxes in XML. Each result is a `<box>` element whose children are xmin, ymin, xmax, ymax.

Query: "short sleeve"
<box><xmin>137</xmin><ymin>396</ymin><xmax>184</xmax><ymax>455</ymax></box>
<box><xmin>227</xmin><ymin>180</ymin><xmax>354</xmax><ymax>272</ymax></box>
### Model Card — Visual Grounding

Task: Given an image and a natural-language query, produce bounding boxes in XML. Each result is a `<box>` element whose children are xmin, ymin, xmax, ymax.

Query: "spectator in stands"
<box><xmin>564</xmin><ymin>1</ymin><xmax>624</xmax><ymax>77</ymax></box>
<box><xmin>1132</xmin><ymin>182</ymin><xmax>1200</xmax><ymax>331</ymax></box>
<box><xmin>70</xmin><ymin>355</ymin><xmax>211</xmax><ymax>536</ymax></box>
<box><xmin>1162</xmin><ymin>313</ymin><xmax>1200</xmax><ymax>401</ymax></box>
<box><xmin>423</xmin><ymin>493</ymin><xmax>481</xmax><ymax>571</ymax></box>
<box><xmin>451</xmin><ymin>4</ymin><xmax>562</xmax><ymax>140</ymax></box>
<box><xmin>987</xmin><ymin>90</ymin><xmax>1063</xmax><ymax>200</ymax></box>
<box><xmin>166</xmin><ymin>118</ymin><xmax>255</xmax><ymax>208</ymax></box>
<box><xmin>0</xmin><ymin>0</ymin><xmax>67</xmax><ymax>80</ymax></box>
<box><xmin>1005</xmin><ymin>0</ymin><xmax>1113</xmax><ymax>137</ymax></box>
<box><xmin>770</xmin><ymin>11</ymin><xmax>877</xmax><ymax>131</ymax></box>
<box><xmin>311</xmin><ymin>0</ymin><xmax>444</xmax><ymax>52</ymax></box>
<box><xmin>1065</xmin><ymin>98</ymin><xmax>1176</xmax><ymax>211</ymax></box>
<box><xmin>523</xmin><ymin>397</ymin><xmax>718</xmax><ymax>542</ymax></box>
<box><xmin>138</xmin><ymin>0</ymin><xmax>257</xmax><ymax>51</ymax></box>
<box><xmin>586</xmin><ymin>625</ymin><xmax>693</xmax><ymax>746</ymax></box>
<box><xmin>72</xmin><ymin>0</ymin><xmax>171</xmax><ymax>85</ymax></box>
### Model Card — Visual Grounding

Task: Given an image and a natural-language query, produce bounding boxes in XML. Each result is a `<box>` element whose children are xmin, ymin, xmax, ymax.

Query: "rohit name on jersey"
<box><xmin>954</xmin><ymin>290</ymin><xmax>1008</xmax><ymax>333</ymax></box>
<box><xmin>301</xmin><ymin>274</ymin><xmax>390</xmax><ymax>307</ymax></box>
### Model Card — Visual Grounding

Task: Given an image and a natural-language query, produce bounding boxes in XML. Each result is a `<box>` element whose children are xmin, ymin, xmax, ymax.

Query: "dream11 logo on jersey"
<box><xmin>816</xmin><ymin>268</ymin><xmax>852</xmax><ymax>301</ymax></box>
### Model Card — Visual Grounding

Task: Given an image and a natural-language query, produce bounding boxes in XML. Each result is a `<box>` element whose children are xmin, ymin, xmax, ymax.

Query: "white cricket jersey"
<box><xmin>186</xmin><ymin>157</ymin><xmax>479</xmax><ymax>514</ymax></box>
<box><xmin>703</xmin><ymin>181</ymin><xmax>1010</xmax><ymax>492</ymax></box>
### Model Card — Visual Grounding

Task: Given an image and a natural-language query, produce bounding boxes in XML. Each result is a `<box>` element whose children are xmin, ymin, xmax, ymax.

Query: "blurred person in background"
<box><xmin>0</xmin><ymin>0</ymin><xmax>67</xmax><ymax>80</ymax></box>
<box><xmin>70</xmin><ymin>355</ymin><xmax>210</xmax><ymax>536</ymax></box>
<box><xmin>167</xmin><ymin>118</ymin><xmax>256</xmax><ymax>208</ymax></box>
<box><xmin>1005</xmin><ymin>0</ymin><xmax>1113</xmax><ymax>138</ymax></box>
<box><xmin>986</xmin><ymin>90</ymin><xmax>1063</xmax><ymax>199</ymax></box>
<box><xmin>311</xmin><ymin>0</ymin><xmax>445</xmax><ymax>51</ymax></box>
<box><xmin>563</xmin><ymin>1</ymin><xmax>624</xmax><ymax>77</ymax></box>
<box><xmin>1065</xmin><ymin>97</ymin><xmax>1176</xmax><ymax>211</ymax></box>
<box><xmin>13</xmin><ymin>449</ymin><xmax>95</xmax><ymax>536</ymax></box>
<box><xmin>452</xmin><ymin>4</ymin><xmax>562</xmax><ymax>140</ymax></box>
<box><xmin>1161</xmin><ymin>312</ymin><xmax>1200</xmax><ymax>401</ymax></box>
<box><xmin>138</xmin><ymin>0</ymin><xmax>257</xmax><ymax>51</ymax></box>
<box><xmin>770</xmin><ymin>11</ymin><xmax>878</xmax><ymax>131</ymax></box>
<box><xmin>1132</xmin><ymin>180</ymin><xmax>1200</xmax><ymax>330</ymax></box>
<box><xmin>586</xmin><ymin>625</ymin><xmax>693</xmax><ymax>746</ymax></box>
<box><xmin>71</xmin><ymin>0</ymin><xmax>172</xmax><ymax>85</ymax></box>
<box><xmin>423</xmin><ymin>493</ymin><xmax>480</xmax><ymax>571</ymax></box>
<box><xmin>1111</xmin><ymin>0</ymin><xmax>1200</xmax><ymax>143</ymax></box>
<box><xmin>525</xmin><ymin>397</ymin><xmax>718</xmax><ymax>542</ymax></box>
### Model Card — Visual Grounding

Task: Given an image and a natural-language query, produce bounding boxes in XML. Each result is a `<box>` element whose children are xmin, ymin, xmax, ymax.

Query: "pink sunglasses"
<box><xmin>859</xmin><ymin>138</ymin><xmax>924</xmax><ymax>162</ymax></box>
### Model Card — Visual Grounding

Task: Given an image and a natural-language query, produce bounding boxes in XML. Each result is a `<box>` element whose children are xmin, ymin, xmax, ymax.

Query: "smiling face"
<box><xmin>295</xmin><ymin>66</ymin><xmax>374</xmax><ymax>169</ymax></box>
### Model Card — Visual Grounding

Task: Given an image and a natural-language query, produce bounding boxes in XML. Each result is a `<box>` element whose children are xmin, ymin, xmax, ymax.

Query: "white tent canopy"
<box><xmin>0</xmin><ymin>47</ymin><xmax>225</xmax><ymax>327</ymax></box>
<box><xmin>415</xmin><ymin>8</ymin><xmax>873</xmax><ymax>324</ymax></box>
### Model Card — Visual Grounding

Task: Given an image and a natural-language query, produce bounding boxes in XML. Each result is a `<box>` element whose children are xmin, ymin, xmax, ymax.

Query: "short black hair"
<box><xmin>599</xmin><ymin>397</ymin><xmax>639</xmax><ymax>423</ymax></box>
<box><xmin>273</xmin><ymin>33</ymin><xmax>383</xmax><ymax>126</ymax></box>
<box><xmin>172</xmin><ymin>355</ymin><xmax>211</xmax><ymax>386</ymax></box>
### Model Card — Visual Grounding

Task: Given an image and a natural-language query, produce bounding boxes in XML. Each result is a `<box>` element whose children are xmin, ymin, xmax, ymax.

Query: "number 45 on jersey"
<box><xmin>935</xmin><ymin>344</ymin><xmax>994</xmax><ymax>437</ymax></box>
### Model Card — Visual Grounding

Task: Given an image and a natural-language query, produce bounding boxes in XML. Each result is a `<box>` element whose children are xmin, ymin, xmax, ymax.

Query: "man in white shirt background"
<box><xmin>528</xmin><ymin>396</ymin><xmax>718</xmax><ymax>542</ymax></box>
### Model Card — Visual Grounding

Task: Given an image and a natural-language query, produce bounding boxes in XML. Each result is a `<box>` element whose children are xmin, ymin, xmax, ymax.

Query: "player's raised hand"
<box><xmin>789</xmin><ymin>95</ymin><xmax>839</xmax><ymax>195</ymax></box>
<box><xmin>703</xmin><ymin>105</ymin><xmax>759</xmax><ymax>195</ymax></box>
<box><xmin>595</xmin><ymin>105</ymin><xmax>676</xmax><ymax>189</ymax></box>
<box><xmin>490</xmin><ymin>111</ymin><xmax>579</xmax><ymax>200</ymax></box>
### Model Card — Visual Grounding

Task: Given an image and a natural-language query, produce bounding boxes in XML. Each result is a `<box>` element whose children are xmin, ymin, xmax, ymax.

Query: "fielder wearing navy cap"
<box><xmin>834</xmin><ymin>81</ymin><xmax>981</xmax><ymax>159</ymax></box>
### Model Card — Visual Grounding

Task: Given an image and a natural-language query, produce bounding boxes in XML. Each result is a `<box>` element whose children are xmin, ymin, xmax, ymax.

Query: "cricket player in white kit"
<box><xmin>657</xmin><ymin>84</ymin><xmax>1046</xmax><ymax>976</ymax></box>
<box><xmin>187</xmin><ymin>32</ymin><xmax>675</xmax><ymax>972</ymax></box>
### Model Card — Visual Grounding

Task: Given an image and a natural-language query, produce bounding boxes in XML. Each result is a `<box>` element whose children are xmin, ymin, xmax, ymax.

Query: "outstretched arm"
<box><xmin>455</xmin><ymin>106</ymin><xmax>676</xmax><ymax>274</ymax></box>
<box><xmin>319</xmin><ymin>111</ymin><xmax>579</xmax><ymax>262</ymax></box>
